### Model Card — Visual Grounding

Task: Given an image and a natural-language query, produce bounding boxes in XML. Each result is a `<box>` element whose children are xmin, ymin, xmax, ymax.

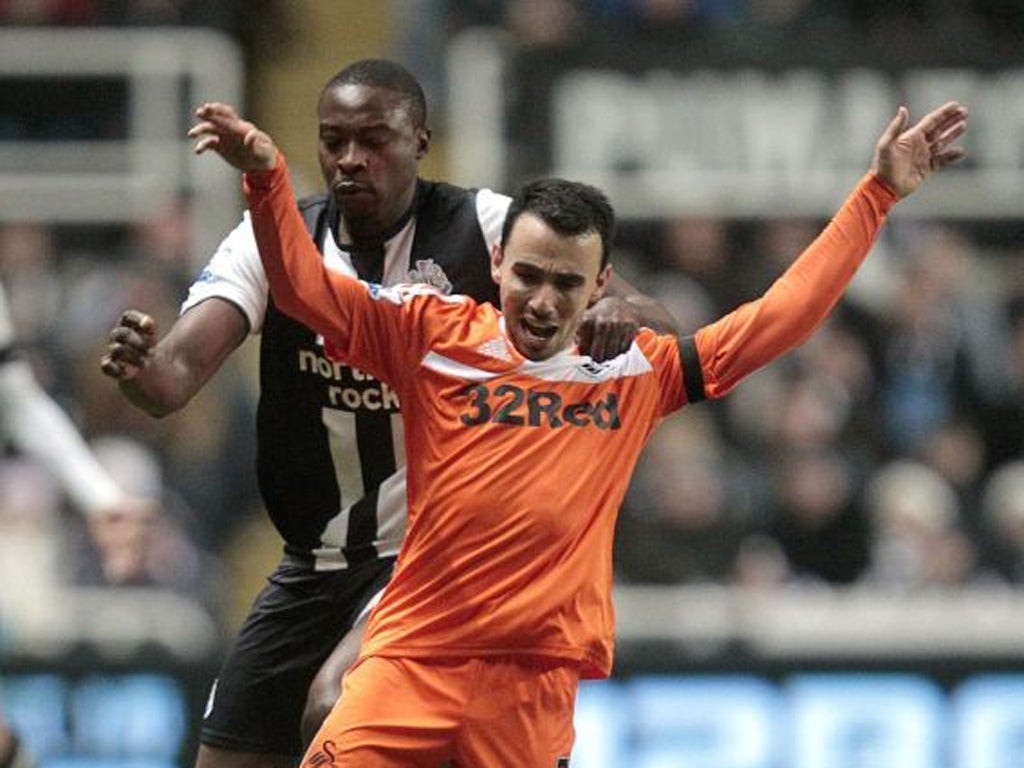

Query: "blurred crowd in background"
<box><xmin>436</xmin><ymin>0</ymin><xmax>1024</xmax><ymax>54</ymax></box>
<box><xmin>1</xmin><ymin>0</ymin><xmax>1023</xmax><ymax>651</ymax></box>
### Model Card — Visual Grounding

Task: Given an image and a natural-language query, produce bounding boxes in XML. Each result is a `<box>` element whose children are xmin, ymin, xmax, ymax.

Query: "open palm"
<box><xmin>187</xmin><ymin>102</ymin><xmax>279</xmax><ymax>172</ymax></box>
<box><xmin>871</xmin><ymin>101</ymin><xmax>967</xmax><ymax>197</ymax></box>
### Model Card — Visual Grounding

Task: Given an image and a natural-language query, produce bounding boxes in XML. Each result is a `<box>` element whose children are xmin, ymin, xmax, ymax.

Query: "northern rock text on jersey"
<box><xmin>297</xmin><ymin>347</ymin><xmax>401</xmax><ymax>413</ymax></box>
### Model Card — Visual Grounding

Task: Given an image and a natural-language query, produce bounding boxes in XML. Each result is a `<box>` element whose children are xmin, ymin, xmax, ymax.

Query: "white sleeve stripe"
<box><xmin>421</xmin><ymin>351</ymin><xmax>498</xmax><ymax>381</ymax></box>
<box><xmin>421</xmin><ymin>347</ymin><xmax>655</xmax><ymax>384</ymax></box>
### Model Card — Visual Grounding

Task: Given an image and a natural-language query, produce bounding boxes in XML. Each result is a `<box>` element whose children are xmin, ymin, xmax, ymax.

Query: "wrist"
<box><xmin>863</xmin><ymin>172</ymin><xmax>901</xmax><ymax>211</ymax></box>
<box><xmin>866</xmin><ymin>171</ymin><xmax>900</xmax><ymax>200</ymax></box>
<box><xmin>244</xmin><ymin>152</ymin><xmax>285</xmax><ymax>190</ymax></box>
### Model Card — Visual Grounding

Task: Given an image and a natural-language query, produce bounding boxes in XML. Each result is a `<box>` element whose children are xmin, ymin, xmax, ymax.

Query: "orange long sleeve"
<box><xmin>242</xmin><ymin>155</ymin><xmax>361</xmax><ymax>347</ymax></box>
<box><xmin>695</xmin><ymin>173</ymin><xmax>899</xmax><ymax>399</ymax></box>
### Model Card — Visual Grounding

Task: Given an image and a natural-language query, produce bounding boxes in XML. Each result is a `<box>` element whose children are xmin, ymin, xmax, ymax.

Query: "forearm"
<box><xmin>606</xmin><ymin>272</ymin><xmax>680</xmax><ymax>335</ymax></box>
<box><xmin>697</xmin><ymin>173</ymin><xmax>898</xmax><ymax>397</ymax></box>
<box><xmin>0</xmin><ymin>362</ymin><xmax>124</xmax><ymax>514</ymax></box>
<box><xmin>623</xmin><ymin>295</ymin><xmax>679</xmax><ymax>335</ymax></box>
<box><xmin>115</xmin><ymin>350</ymin><xmax>196</xmax><ymax>417</ymax></box>
<box><xmin>243</xmin><ymin>155</ymin><xmax>359</xmax><ymax>347</ymax></box>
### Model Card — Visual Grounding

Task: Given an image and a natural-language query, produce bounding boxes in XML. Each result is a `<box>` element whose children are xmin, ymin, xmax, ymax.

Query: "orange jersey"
<box><xmin>244</xmin><ymin>159</ymin><xmax>897</xmax><ymax>677</ymax></box>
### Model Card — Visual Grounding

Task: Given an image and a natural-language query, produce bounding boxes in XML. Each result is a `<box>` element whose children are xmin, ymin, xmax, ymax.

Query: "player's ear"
<box><xmin>416</xmin><ymin>127</ymin><xmax>432</xmax><ymax>159</ymax></box>
<box><xmin>587</xmin><ymin>265</ymin><xmax>613</xmax><ymax>307</ymax></box>
<box><xmin>490</xmin><ymin>242</ymin><xmax>504</xmax><ymax>286</ymax></box>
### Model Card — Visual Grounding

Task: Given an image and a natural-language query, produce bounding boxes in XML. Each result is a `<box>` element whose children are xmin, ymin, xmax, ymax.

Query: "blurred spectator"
<box><xmin>657</xmin><ymin>216</ymin><xmax>740</xmax><ymax>314</ymax></box>
<box><xmin>0</xmin><ymin>0</ymin><xmax>100</xmax><ymax>25</ymax></box>
<box><xmin>427</xmin><ymin>0</ymin><xmax>591</xmax><ymax>49</ymax></box>
<box><xmin>615</xmin><ymin>409</ymin><xmax>755</xmax><ymax>583</ymax></box>
<box><xmin>774</xmin><ymin>369</ymin><xmax>852</xmax><ymax>449</ymax></box>
<box><xmin>602</xmin><ymin>199</ymin><xmax>1012</xmax><ymax>595</ymax></box>
<box><xmin>0</xmin><ymin>267</ymin><xmax>221</xmax><ymax>768</ymax></box>
<box><xmin>979</xmin><ymin>460</ymin><xmax>1024</xmax><ymax>584</ymax></box>
<box><xmin>588</xmin><ymin>0</ymin><xmax>700</xmax><ymax>31</ymax></box>
<box><xmin>0</xmin><ymin>223</ymin><xmax>60</xmax><ymax>353</ymax></box>
<box><xmin>645</xmin><ymin>272</ymin><xmax>717</xmax><ymax>336</ymax></box>
<box><xmin>878</xmin><ymin>273</ymin><xmax>955</xmax><ymax>449</ymax></box>
<box><xmin>877</xmin><ymin>225</ymin><xmax>1005</xmax><ymax>455</ymax></box>
<box><xmin>65</xmin><ymin>434</ymin><xmax>228</xmax><ymax>616</ymax></box>
<box><xmin>0</xmin><ymin>461</ymin><xmax>64</xmax><ymax>632</ymax></box>
<box><xmin>98</xmin><ymin>0</ymin><xmax>295</xmax><ymax>54</ymax></box>
<box><xmin>724</xmin><ymin>321</ymin><xmax>879</xmax><ymax>457</ymax></box>
<box><xmin>763</xmin><ymin>448</ymin><xmax>869</xmax><ymax>585</ymax></box>
<box><xmin>916</xmin><ymin>418</ymin><xmax>988</xmax><ymax>532</ymax></box>
<box><xmin>731</xmin><ymin>532</ymin><xmax>791</xmax><ymax>590</ymax></box>
<box><xmin>861</xmin><ymin>460</ymin><xmax>980</xmax><ymax>590</ymax></box>
<box><xmin>504</xmin><ymin>0</ymin><xmax>584</xmax><ymax>46</ymax></box>
<box><xmin>0</xmin><ymin>278</ymin><xmax>156</xmax><ymax>585</ymax></box>
<box><xmin>978</xmin><ymin>294</ymin><xmax>1024</xmax><ymax>471</ymax></box>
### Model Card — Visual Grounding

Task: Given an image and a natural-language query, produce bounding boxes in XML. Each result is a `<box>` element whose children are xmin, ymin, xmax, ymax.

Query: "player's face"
<box><xmin>317</xmin><ymin>83</ymin><xmax>430</xmax><ymax>242</ymax></box>
<box><xmin>491</xmin><ymin>214</ymin><xmax>611</xmax><ymax>361</ymax></box>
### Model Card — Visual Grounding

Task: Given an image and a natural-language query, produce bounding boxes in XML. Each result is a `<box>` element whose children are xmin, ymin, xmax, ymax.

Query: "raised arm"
<box><xmin>187</xmin><ymin>102</ymin><xmax>402</xmax><ymax>373</ymax></box>
<box><xmin>694</xmin><ymin>101</ymin><xmax>967</xmax><ymax>399</ymax></box>
<box><xmin>1</xmin><ymin>354</ymin><xmax>122</xmax><ymax>514</ymax></box>
<box><xmin>1</xmin><ymin>284</ymin><xmax>158</xmax><ymax>582</ymax></box>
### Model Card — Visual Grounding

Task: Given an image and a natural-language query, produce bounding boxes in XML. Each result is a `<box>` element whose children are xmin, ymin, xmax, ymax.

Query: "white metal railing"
<box><xmin>0</xmin><ymin>28</ymin><xmax>244</xmax><ymax>269</ymax></box>
<box><xmin>614</xmin><ymin>583</ymin><xmax>1024</xmax><ymax>661</ymax></box>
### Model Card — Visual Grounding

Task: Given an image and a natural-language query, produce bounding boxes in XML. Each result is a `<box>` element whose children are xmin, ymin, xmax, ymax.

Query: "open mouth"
<box><xmin>520</xmin><ymin>318</ymin><xmax>558</xmax><ymax>341</ymax></box>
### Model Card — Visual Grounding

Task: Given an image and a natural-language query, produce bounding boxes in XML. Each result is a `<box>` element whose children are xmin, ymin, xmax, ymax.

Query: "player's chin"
<box><xmin>513</xmin><ymin>327</ymin><xmax>563</xmax><ymax>361</ymax></box>
<box><xmin>335</xmin><ymin>191</ymin><xmax>378</xmax><ymax>220</ymax></box>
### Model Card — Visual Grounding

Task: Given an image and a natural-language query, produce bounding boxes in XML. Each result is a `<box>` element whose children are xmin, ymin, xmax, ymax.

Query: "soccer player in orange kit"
<box><xmin>188</xmin><ymin>98</ymin><xmax>967</xmax><ymax>767</ymax></box>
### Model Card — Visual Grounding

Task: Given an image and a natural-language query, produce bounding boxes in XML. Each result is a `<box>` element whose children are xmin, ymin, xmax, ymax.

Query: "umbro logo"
<box><xmin>475</xmin><ymin>336</ymin><xmax>511</xmax><ymax>361</ymax></box>
<box><xmin>579</xmin><ymin>359</ymin><xmax>610</xmax><ymax>378</ymax></box>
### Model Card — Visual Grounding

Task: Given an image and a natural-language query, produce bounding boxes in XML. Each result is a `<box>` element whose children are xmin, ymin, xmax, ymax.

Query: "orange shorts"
<box><xmin>300</xmin><ymin>654</ymin><xmax>579</xmax><ymax>767</ymax></box>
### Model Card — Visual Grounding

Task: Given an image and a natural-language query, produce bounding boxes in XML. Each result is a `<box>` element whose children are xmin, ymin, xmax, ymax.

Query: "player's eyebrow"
<box><xmin>513</xmin><ymin>261</ymin><xmax>586</xmax><ymax>287</ymax></box>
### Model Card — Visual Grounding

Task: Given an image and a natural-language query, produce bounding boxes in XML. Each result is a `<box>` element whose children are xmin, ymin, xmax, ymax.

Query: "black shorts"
<box><xmin>199</xmin><ymin>553</ymin><xmax>396</xmax><ymax>756</ymax></box>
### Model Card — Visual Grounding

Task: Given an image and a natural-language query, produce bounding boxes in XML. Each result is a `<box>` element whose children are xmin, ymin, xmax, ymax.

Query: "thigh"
<box><xmin>455</xmin><ymin>658</ymin><xmax>579</xmax><ymax>768</ymax></box>
<box><xmin>302</xmin><ymin>572</ymin><xmax>392</xmax><ymax>746</ymax></box>
<box><xmin>302</xmin><ymin>656</ymin><xmax>466</xmax><ymax>768</ymax></box>
<box><xmin>201</xmin><ymin>556</ymin><xmax>395</xmax><ymax>757</ymax></box>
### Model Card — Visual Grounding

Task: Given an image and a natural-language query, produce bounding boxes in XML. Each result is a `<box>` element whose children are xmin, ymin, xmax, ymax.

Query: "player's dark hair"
<box><xmin>322</xmin><ymin>58</ymin><xmax>427</xmax><ymax>128</ymax></box>
<box><xmin>501</xmin><ymin>178</ymin><xmax>616</xmax><ymax>269</ymax></box>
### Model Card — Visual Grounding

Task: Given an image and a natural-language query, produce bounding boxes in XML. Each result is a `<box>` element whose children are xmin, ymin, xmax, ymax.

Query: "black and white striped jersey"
<box><xmin>183</xmin><ymin>179</ymin><xmax>509</xmax><ymax>569</ymax></box>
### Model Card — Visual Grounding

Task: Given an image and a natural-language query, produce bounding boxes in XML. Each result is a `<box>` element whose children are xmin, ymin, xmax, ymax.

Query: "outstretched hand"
<box><xmin>188</xmin><ymin>102</ymin><xmax>279</xmax><ymax>172</ymax></box>
<box><xmin>870</xmin><ymin>101</ymin><xmax>968</xmax><ymax>198</ymax></box>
